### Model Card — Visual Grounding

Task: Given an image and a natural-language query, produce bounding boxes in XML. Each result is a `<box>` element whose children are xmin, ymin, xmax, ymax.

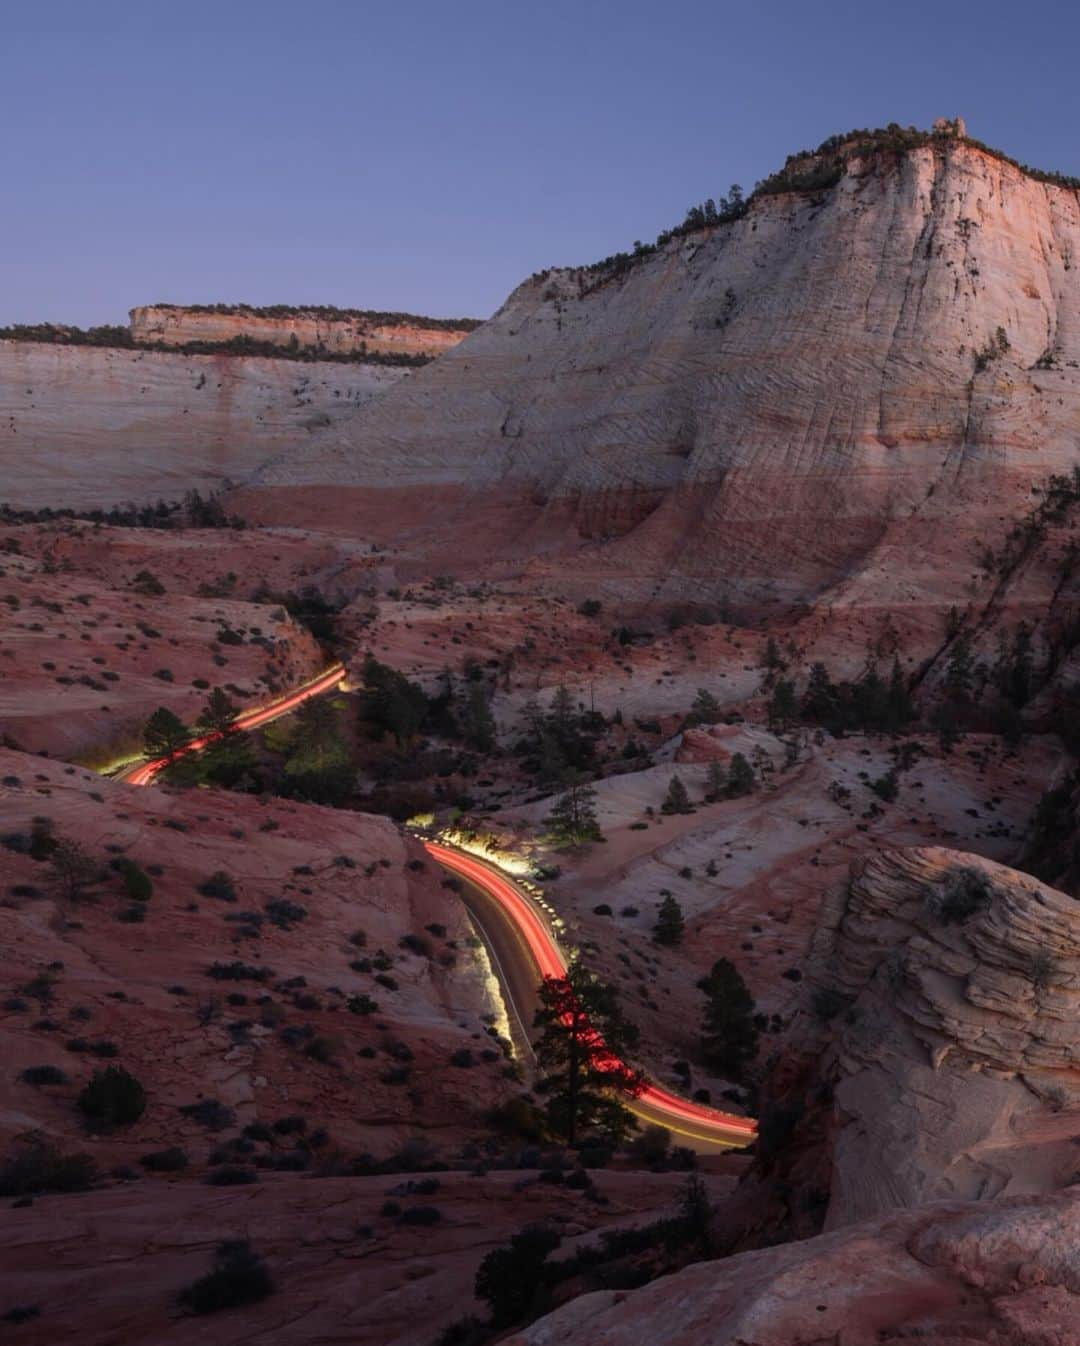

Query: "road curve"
<box><xmin>425</xmin><ymin>843</ymin><xmax>757</xmax><ymax>1151</ymax></box>
<box><xmin>117</xmin><ymin>662</ymin><xmax>347</xmax><ymax>785</ymax></box>
<box><xmin>114</xmin><ymin>661</ymin><xmax>757</xmax><ymax>1151</ymax></box>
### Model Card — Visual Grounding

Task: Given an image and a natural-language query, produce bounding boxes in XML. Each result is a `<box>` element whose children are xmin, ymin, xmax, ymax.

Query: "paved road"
<box><xmin>118</xmin><ymin>662</ymin><xmax>347</xmax><ymax>785</ymax></box>
<box><xmin>115</xmin><ymin>663</ymin><xmax>757</xmax><ymax>1151</ymax></box>
<box><xmin>425</xmin><ymin>843</ymin><xmax>757</xmax><ymax>1152</ymax></box>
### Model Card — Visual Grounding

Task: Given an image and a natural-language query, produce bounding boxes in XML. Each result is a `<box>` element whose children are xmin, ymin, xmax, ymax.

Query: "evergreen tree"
<box><xmin>460</xmin><ymin>681</ymin><xmax>497</xmax><ymax>752</ymax></box>
<box><xmin>661</xmin><ymin>774</ymin><xmax>693</xmax><ymax>815</ymax></box>
<box><xmin>198</xmin><ymin>687</ymin><xmax>238</xmax><ymax>736</ymax></box>
<box><xmin>802</xmin><ymin>662</ymin><xmax>839</xmax><ymax>729</ymax></box>
<box><xmin>886</xmin><ymin>656</ymin><xmax>914</xmax><ymax>730</ymax></box>
<box><xmin>653</xmin><ymin>893</ymin><xmax>685</xmax><ymax>946</ymax></box>
<box><xmin>768</xmin><ymin>678</ymin><xmax>798</xmax><ymax>730</ymax></box>
<box><xmin>358</xmin><ymin>654</ymin><xmax>428</xmax><ymax>745</ymax></box>
<box><xmin>762</xmin><ymin>636</ymin><xmax>783</xmax><ymax>671</ymax></box>
<box><xmin>704</xmin><ymin>759</ymin><xmax>728</xmax><ymax>800</ymax></box>
<box><xmin>143</xmin><ymin>706</ymin><xmax>190</xmax><ymax>759</ymax></box>
<box><xmin>689</xmin><ymin>687</ymin><xmax>722</xmax><ymax>725</ymax></box>
<box><xmin>726</xmin><ymin>753</ymin><xmax>755</xmax><ymax>796</ymax></box>
<box><xmin>533</xmin><ymin>962</ymin><xmax>642</xmax><ymax>1145</ymax></box>
<box><xmin>545</xmin><ymin>779</ymin><xmax>602</xmax><ymax>845</ymax></box>
<box><xmin>49</xmin><ymin>837</ymin><xmax>98</xmax><ymax>902</ymax></box>
<box><xmin>475</xmin><ymin>1225</ymin><xmax>561</xmax><ymax>1329</ymax></box>
<box><xmin>699</xmin><ymin>957</ymin><xmax>759</xmax><ymax>1079</ymax></box>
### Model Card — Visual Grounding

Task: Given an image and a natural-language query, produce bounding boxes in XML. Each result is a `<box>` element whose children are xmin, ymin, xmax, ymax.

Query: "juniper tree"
<box><xmin>767</xmin><ymin>679</ymin><xmax>798</xmax><ymax>730</ymax></box>
<box><xmin>533</xmin><ymin>962</ymin><xmax>642</xmax><ymax>1145</ymax></box>
<box><xmin>689</xmin><ymin>687</ymin><xmax>722</xmax><ymax>725</ymax></box>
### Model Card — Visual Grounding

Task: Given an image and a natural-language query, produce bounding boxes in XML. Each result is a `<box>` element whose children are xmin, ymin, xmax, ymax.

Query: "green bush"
<box><xmin>77</xmin><ymin>1066</ymin><xmax>146</xmax><ymax>1128</ymax></box>
<box><xmin>179</xmin><ymin>1240</ymin><xmax>274</xmax><ymax>1314</ymax></box>
<box><xmin>0</xmin><ymin>1141</ymin><xmax>97</xmax><ymax>1195</ymax></box>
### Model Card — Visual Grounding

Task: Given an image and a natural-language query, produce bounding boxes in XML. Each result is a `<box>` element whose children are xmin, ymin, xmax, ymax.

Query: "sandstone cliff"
<box><xmin>0</xmin><ymin>342</ymin><xmax>401</xmax><ymax>508</ymax></box>
<box><xmin>130</xmin><ymin>304</ymin><xmax>478</xmax><ymax>359</ymax></box>
<box><xmin>241</xmin><ymin>137</ymin><xmax>1080</xmax><ymax>612</ymax></box>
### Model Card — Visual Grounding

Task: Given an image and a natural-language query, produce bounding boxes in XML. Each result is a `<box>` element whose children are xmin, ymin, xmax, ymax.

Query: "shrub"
<box><xmin>198</xmin><ymin>871</ymin><xmax>236</xmax><ymax>902</ymax></box>
<box><xmin>450</xmin><ymin>1048</ymin><xmax>474</xmax><ymax>1068</ymax></box>
<box><xmin>205</xmin><ymin>1165</ymin><xmax>257</xmax><ymax>1186</ymax></box>
<box><xmin>401</xmin><ymin>1205</ymin><xmax>441</xmax><ymax>1226</ymax></box>
<box><xmin>0</xmin><ymin>1140</ymin><xmax>97</xmax><ymax>1196</ymax></box>
<box><xmin>929</xmin><ymin>867</ymin><xmax>993</xmax><ymax>924</ymax></box>
<box><xmin>179</xmin><ymin>1099</ymin><xmax>236</xmax><ymax>1131</ymax></box>
<box><xmin>179</xmin><ymin>1240</ymin><xmax>274</xmax><ymax>1314</ymax></box>
<box><xmin>207</xmin><ymin>961</ymin><xmax>273</xmax><ymax>983</ymax></box>
<box><xmin>77</xmin><ymin>1067</ymin><xmax>146</xmax><ymax>1128</ymax></box>
<box><xmin>21</xmin><ymin>1064</ymin><xmax>68</xmax><ymax>1086</ymax></box>
<box><xmin>119</xmin><ymin>861</ymin><xmax>153</xmax><ymax>901</ymax></box>
<box><xmin>140</xmin><ymin>1147</ymin><xmax>188</xmax><ymax>1172</ymax></box>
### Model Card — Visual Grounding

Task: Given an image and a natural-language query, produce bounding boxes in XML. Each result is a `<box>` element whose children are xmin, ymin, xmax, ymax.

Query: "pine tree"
<box><xmin>460</xmin><ymin>681</ymin><xmax>497</xmax><ymax>752</ymax></box>
<box><xmin>661</xmin><ymin>774</ymin><xmax>693</xmax><ymax>815</ymax></box>
<box><xmin>768</xmin><ymin>679</ymin><xmax>798</xmax><ymax>730</ymax></box>
<box><xmin>689</xmin><ymin>687</ymin><xmax>722</xmax><ymax>725</ymax></box>
<box><xmin>763</xmin><ymin>636</ymin><xmax>783</xmax><ymax>670</ymax></box>
<box><xmin>726</xmin><ymin>753</ymin><xmax>755</xmax><ymax>797</ymax></box>
<box><xmin>533</xmin><ymin>962</ymin><xmax>642</xmax><ymax>1145</ymax></box>
<box><xmin>143</xmin><ymin>706</ymin><xmax>190</xmax><ymax>759</ymax></box>
<box><xmin>653</xmin><ymin>893</ymin><xmax>685</xmax><ymax>946</ymax></box>
<box><xmin>705</xmin><ymin>760</ymin><xmax>728</xmax><ymax>800</ymax></box>
<box><xmin>198</xmin><ymin>687</ymin><xmax>238</xmax><ymax>736</ymax></box>
<box><xmin>886</xmin><ymin>657</ymin><xmax>913</xmax><ymax>730</ymax></box>
<box><xmin>699</xmin><ymin>957</ymin><xmax>759</xmax><ymax>1079</ymax></box>
<box><xmin>545</xmin><ymin>779</ymin><xmax>602</xmax><ymax>845</ymax></box>
<box><xmin>802</xmin><ymin>662</ymin><xmax>839</xmax><ymax>729</ymax></box>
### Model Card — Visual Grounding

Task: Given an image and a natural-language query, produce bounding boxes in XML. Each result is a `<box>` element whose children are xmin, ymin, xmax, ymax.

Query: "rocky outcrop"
<box><xmin>240</xmin><ymin>137</ymin><xmax>1080</xmax><ymax>610</ymax></box>
<box><xmin>809</xmin><ymin>847</ymin><xmax>1080</xmax><ymax>1227</ymax></box>
<box><xmin>0</xmin><ymin>342</ymin><xmax>402</xmax><ymax>508</ymax></box>
<box><xmin>514</xmin><ymin>1189</ymin><xmax>1080</xmax><ymax>1346</ymax></box>
<box><xmin>130</xmin><ymin>304</ymin><xmax>478</xmax><ymax>359</ymax></box>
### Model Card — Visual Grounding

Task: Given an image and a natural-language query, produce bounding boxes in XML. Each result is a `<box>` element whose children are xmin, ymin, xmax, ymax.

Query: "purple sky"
<box><xmin>5</xmin><ymin>0</ymin><xmax>1080</xmax><ymax>326</ymax></box>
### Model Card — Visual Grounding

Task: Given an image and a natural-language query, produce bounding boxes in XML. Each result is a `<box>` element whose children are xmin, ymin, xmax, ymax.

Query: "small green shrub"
<box><xmin>77</xmin><ymin>1067</ymin><xmax>146</xmax><ymax>1128</ymax></box>
<box><xmin>179</xmin><ymin>1240</ymin><xmax>273</xmax><ymax>1314</ymax></box>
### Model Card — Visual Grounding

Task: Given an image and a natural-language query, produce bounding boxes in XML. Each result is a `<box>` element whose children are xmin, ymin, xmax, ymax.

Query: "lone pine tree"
<box><xmin>533</xmin><ymin>962</ymin><xmax>642</xmax><ymax>1145</ymax></box>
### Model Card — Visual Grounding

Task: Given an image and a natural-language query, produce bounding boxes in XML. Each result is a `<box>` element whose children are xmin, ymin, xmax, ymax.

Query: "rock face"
<box><xmin>130</xmin><ymin>304</ymin><xmax>478</xmax><ymax>359</ymax></box>
<box><xmin>0</xmin><ymin>342</ymin><xmax>404</xmax><ymax>509</ymax></box>
<box><xmin>242</xmin><ymin>138</ymin><xmax>1080</xmax><ymax>607</ymax></box>
<box><xmin>810</xmin><ymin>847</ymin><xmax>1080</xmax><ymax>1228</ymax></box>
<box><xmin>514</xmin><ymin>1189</ymin><xmax>1080</xmax><ymax>1346</ymax></box>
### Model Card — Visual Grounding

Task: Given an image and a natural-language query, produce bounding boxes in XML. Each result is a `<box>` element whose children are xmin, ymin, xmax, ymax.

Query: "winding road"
<box><xmin>116</xmin><ymin>662</ymin><xmax>757</xmax><ymax>1151</ymax></box>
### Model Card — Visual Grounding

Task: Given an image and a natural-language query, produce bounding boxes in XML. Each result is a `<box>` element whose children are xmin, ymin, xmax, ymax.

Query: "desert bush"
<box><xmin>928</xmin><ymin>867</ymin><xmax>993</xmax><ymax>924</ymax></box>
<box><xmin>0</xmin><ymin>1140</ymin><xmax>97</xmax><ymax>1195</ymax></box>
<box><xmin>77</xmin><ymin>1067</ymin><xmax>146</xmax><ymax>1129</ymax></box>
<box><xmin>21</xmin><ymin>1064</ymin><xmax>68</xmax><ymax>1086</ymax></box>
<box><xmin>179</xmin><ymin>1240</ymin><xmax>273</xmax><ymax>1314</ymax></box>
<box><xmin>140</xmin><ymin>1146</ymin><xmax>188</xmax><ymax>1172</ymax></box>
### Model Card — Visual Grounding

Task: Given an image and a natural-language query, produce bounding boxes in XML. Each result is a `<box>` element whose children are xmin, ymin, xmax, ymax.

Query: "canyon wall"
<box><xmin>130</xmin><ymin>304</ymin><xmax>477</xmax><ymax>358</ymax></box>
<box><xmin>0</xmin><ymin>342</ymin><xmax>404</xmax><ymax>508</ymax></box>
<box><xmin>240</xmin><ymin>140</ymin><xmax>1080</xmax><ymax>608</ymax></box>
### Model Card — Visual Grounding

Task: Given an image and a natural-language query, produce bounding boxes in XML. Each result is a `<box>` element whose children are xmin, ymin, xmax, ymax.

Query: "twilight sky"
<box><xmin>5</xmin><ymin>0</ymin><xmax>1080</xmax><ymax>326</ymax></box>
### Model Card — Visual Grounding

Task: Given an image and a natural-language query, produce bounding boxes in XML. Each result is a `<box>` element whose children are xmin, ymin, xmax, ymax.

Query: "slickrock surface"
<box><xmin>812</xmin><ymin>847</ymin><xmax>1080</xmax><ymax>1226</ymax></box>
<box><xmin>0</xmin><ymin>342</ymin><xmax>402</xmax><ymax>508</ymax></box>
<box><xmin>242</xmin><ymin>140</ymin><xmax>1080</xmax><ymax>610</ymax></box>
<box><xmin>131</xmin><ymin>304</ymin><xmax>478</xmax><ymax>358</ymax></box>
<box><xmin>0</xmin><ymin>1168</ymin><xmax>734</xmax><ymax>1346</ymax></box>
<box><xmin>0</xmin><ymin>749</ymin><xmax>509</xmax><ymax>1163</ymax></box>
<box><xmin>0</xmin><ymin>525</ymin><xmax>325</xmax><ymax>759</ymax></box>
<box><xmin>513</xmin><ymin>1189</ymin><xmax>1080</xmax><ymax>1346</ymax></box>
